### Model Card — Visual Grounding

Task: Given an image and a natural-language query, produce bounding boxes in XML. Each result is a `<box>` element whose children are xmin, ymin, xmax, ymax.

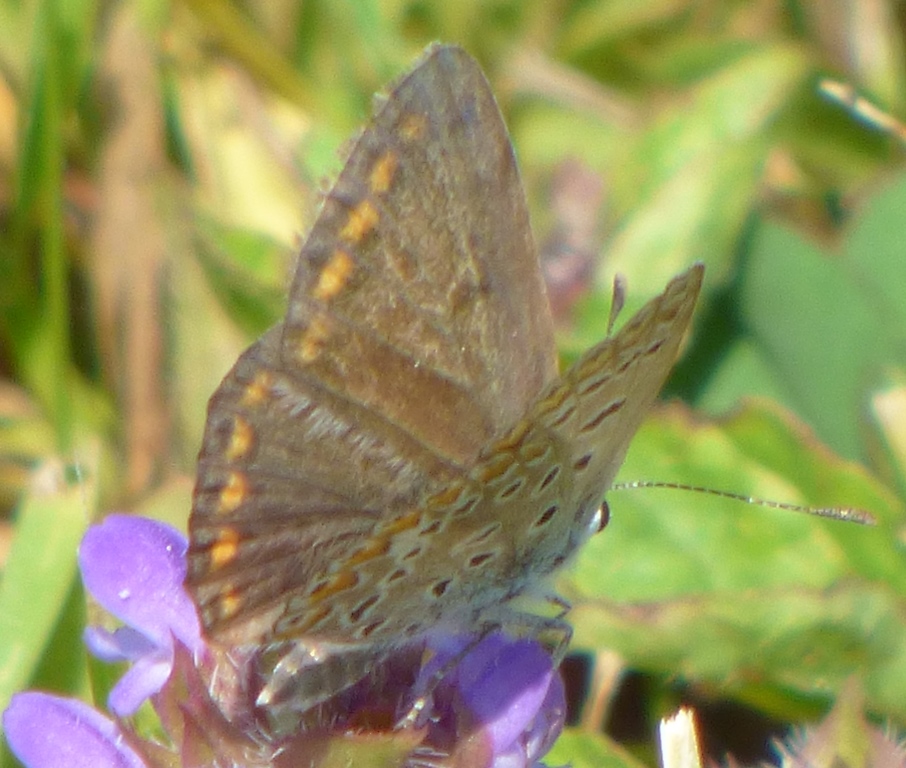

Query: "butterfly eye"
<box><xmin>596</xmin><ymin>501</ymin><xmax>611</xmax><ymax>533</ymax></box>
<box><xmin>573</xmin><ymin>498</ymin><xmax>610</xmax><ymax>540</ymax></box>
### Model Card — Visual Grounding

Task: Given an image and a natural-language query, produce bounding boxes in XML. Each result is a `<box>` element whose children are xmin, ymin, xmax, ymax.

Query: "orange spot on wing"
<box><xmin>218</xmin><ymin>472</ymin><xmax>248</xmax><ymax>513</ymax></box>
<box><xmin>241</xmin><ymin>371</ymin><xmax>273</xmax><ymax>406</ymax></box>
<box><xmin>533</xmin><ymin>382</ymin><xmax>570</xmax><ymax>418</ymax></box>
<box><xmin>313</xmin><ymin>249</ymin><xmax>354</xmax><ymax>301</ymax></box>
<box><xmin>519</xmin><ymin>439</ymin><xmax>550</xmax><ymax>464</ymax></box>
<box><xmin>309</xmin><ymin>570</ymin><xmax>360</xmax><ymax>603</ymax></box>
<box><xmin>225</xmin><ymin>416</ymin><xmax>254</xmax><ymax>461</ymax></box>
<box><xmin>340</xmin><ymin>200</ymin><xmax>379</xmax><ymax>243</ymax></box>
<box><xmin>369</xmin><ymin>151</ymin><xmax>398</xmax><ymax>193</ymax></box>
<box><xmin>297</xmin><ymin>314</ymin><xmax>332</xmax><ymax>362</ymax></box>
<box><xmin>217</xmin><ymin>588</ymin><xmax>242</xmax><ymax>621</ymax></box>
<box><xmin>347</xmin><ymin>537</ymin><xmax>391</xmax><ymax>566</ymax></box>
<box><xmin>476</xmin><ymin>452</ymin><xmax>514</xmax><ymax>484</ymax></box>
<box><xmin>210</xmin><ymin>527</ymin><xmax>241</xmax><ymax>568</ymax></box>
<box><xmin>382</xmin><ymin>510</ymin><xmax>422</xmax><ymax>534</ymax></box>
<box><xmin>495</xmin><ymin>418</ymin><xmax>530</xmax><ymax>452</ymax></box>
<box><xmin>428</xmin><ymin>483</ymin><xmax>464</xmax><ymax>509</ymax></box>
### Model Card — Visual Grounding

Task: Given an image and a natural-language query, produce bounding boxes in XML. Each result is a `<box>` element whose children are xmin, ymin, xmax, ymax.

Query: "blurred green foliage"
<box><xmin>1</xmin><ymin>1</ymin><xmax>906</xmax><ymax>766</ymax></box>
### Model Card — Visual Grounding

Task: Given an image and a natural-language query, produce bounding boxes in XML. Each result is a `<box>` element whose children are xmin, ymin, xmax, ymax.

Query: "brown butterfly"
<box><xmin>186</xmin><ymin>43</ymin><xmax>703</xmax><ymax>716</ymax></box>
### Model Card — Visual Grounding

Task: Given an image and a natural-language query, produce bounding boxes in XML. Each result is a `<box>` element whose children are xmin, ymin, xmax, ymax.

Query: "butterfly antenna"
<box><xmin>612</xmin><ymin>480</ymin><xmax>876</xmax><ymax>525</ymax></box>
<box><xmin>606</xmin><ymin>273</ymin><xmax>627</xmax><ymax>336</ymax></box>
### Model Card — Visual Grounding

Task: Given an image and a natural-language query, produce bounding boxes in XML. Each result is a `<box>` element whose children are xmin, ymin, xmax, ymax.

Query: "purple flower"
<box><xmin>4</xmin><ymin>515</ymin><xmax>204</xmax><ymax>768</ymax></box>
<box><xmin>3</xmin><ymin>514</ymin><xmax>566</xmax><ymax>767</ymax></box>
<box><xmin>3</xmin><ymin>692</ymin><xmax>148</xmax><ymax>768</ymax></box>
<box><xmin>417</xmin><ymin>632</ymin><xmax>566</xmax><ymax>767</ymax></box>
<box><xmin>79</xmin><ymin>514</ymin><xmax>204</xmax><ymax>716</ymax></box>
<box><xmin>457</xmin><ymin>634</ymin><xmax>566</xmax><ymax>767</ymax></box>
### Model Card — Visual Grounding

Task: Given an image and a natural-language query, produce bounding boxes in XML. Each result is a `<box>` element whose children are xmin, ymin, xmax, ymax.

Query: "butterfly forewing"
<box><xmin>557</xmin><ymin>265</ymin><xmax>703</xmax><ymax>504</ymax></box>
<box><xmin>431</xmin><ymin>266</ymin><xmax>704</xmax><ymax>601</ymax></box>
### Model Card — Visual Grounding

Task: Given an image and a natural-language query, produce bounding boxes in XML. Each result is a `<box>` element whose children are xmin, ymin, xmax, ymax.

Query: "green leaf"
<box><xmin>549</xmin><ymin>728</ymin><xmax>650</xmax><ymax>768</ymax></box>
<box><xmin>0</xmin><ymin>456</ymin><xmax>96</xmax><ymax>717</ymax></box>
<box><xmin>562</xmin><ymin>399</ymin><xmax>904</xmax><ymax>723</ymax></box>
<box><xmin>724</xmin><ymin>175</ymin><xmax>906</xmax><ymax>461</ymax></box>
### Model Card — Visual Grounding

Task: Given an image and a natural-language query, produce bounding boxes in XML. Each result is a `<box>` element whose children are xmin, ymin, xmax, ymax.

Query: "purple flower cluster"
<box><xmin>3</xmin><ymin>515</ymin><xmax>565</xmax><ymax>767</ymax></box>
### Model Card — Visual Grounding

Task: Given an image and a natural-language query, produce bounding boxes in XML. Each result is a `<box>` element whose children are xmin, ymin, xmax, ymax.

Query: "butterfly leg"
<box><xmin>499</xmin><ymin>591</ymin><xmax>575</xmax><ymax>660</ymax></box>
<box><xmin>396</xmin><ymin>634</ymin><xmax>488</xmax><ymax>729</ymax></box>
<box><xmin>503</xmin><ymin>609</ymin><xmax>574</xmax><ymax>663</ymax></box>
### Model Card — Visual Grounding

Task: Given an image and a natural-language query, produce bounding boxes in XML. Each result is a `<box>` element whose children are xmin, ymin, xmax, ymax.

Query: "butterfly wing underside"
<box><xmin>434</xmin><ymin>264</ymin><xmax>704</xmax><ymax>606</ymax></box>
<box><xmin>552</xmin><ymin>265</ymin><xmax>703</xmax><ymax>515</ymax></box>
<box><xmin>187</xmin><ymin>45</ymin><xmax>557</xmax><ymax>648</ymax></box>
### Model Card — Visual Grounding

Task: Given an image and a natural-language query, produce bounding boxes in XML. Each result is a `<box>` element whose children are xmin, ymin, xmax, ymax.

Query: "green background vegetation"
<box><xmin>1</xmin><ymin>1</ymin><xmax>906</xmax><ymax>766</ymax></box>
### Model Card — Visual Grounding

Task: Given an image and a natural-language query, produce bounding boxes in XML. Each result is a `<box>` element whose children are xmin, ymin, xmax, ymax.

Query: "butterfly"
<box><xmin>186</xmin><ymin>43</ymin><xmax>703</xmax><ymax>718</ymax></box>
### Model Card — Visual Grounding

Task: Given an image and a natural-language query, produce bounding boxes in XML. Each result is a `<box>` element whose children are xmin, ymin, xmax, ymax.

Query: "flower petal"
<box><xmin>83</xmin><ymin>626</ymin><xmax>158</xmax><ymax>664</ymax></box>
<box><xmin>108</xmin><ymin>654</ymin><xmax>175</xmax><ymax>717</ymax></box>
<box><xmin>78</xmin><ymin>515</ymin><xmax>201</xmax><ymax>654</ymax></box>
<box><xmin>520</xmin><ymin>667</ymin><xmax>566</xmax><ymax>766</ymax></box>
<box><xmin>3</xmin><ymin>692</ymin><xmax>147</xmax><ymax>768</ymax></box>
<box><xmin>456</xmin><ymin>634</ymin><xmax>561</xmax><ymax>755</ymax></box>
